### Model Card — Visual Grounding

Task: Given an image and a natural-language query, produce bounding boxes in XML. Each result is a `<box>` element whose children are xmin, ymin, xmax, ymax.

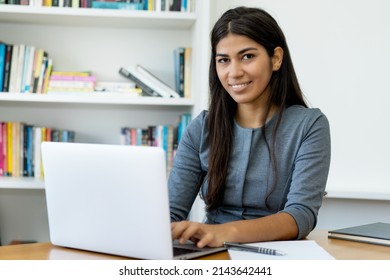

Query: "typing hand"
<box><xmin>171</xmin><ymin>221</ymin><xmax>230</xmax><ymax>248</ymax></box>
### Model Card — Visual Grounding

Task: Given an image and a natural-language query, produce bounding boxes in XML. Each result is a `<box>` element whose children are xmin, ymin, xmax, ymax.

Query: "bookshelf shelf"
<box><xmin>0</xmin><ymin>5</ymin><xmax>196</xmax><ymax>29</ymax></box>
<box><xmin>325</xmin><ymin>189</ymin><xmax>390</xmax><ymax>201</ymax></box>
<box><xmin>0</xmin><ymin>177</ymin><xmax>45</xmax><ymax>190</ymax></box>
<box><xmin>0</xmin><ymin>92</ymin><xmax>194</xmax><ymax>106</ymax></box>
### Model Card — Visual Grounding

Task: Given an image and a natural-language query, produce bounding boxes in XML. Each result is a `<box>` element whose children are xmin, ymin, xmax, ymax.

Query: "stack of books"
<box><xmin>47</xmin><ymin>71</ymin><xmax>97</xmax><ymax>94</ymax></box>
<box><xmin>0</xmin><ymin>0</ymin><xmax>194</xmax><ymax>12</ymax></box>
<box><xmin>120</xmin><ymin>113</ymin><xmax>191</xmax><ymax>175</ymax></box>
<box><xmin>0</xmin><ymin>121</ymin><xmax>75</xmax><ymax>179</ymax></box>
<box><xmin>0</xmin><ymin>42</ymin><xmax>53</xmax><ymax>94</ymax></box>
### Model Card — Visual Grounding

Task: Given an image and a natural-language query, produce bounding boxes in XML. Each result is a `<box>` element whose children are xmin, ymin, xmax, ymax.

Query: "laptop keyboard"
<box><xmin>173</xmin><ymin>246</ymin><xmax>202</xmax><ymax>256</ymax></box>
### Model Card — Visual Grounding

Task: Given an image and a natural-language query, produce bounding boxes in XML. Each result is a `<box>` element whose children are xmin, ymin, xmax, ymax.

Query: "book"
<box><xmin>183</xmin><ymin>47</ymin><xmax>192</xmax><ymax>98</ymax></box>
<box><xmin>155</xmin><ymin>0</ymin><xmax>162</xmax><ymax>11</ymax></box>
<box><xmin>48</xmin><ymin>80</ymin><xmax>95</xmax><ymax>88</ymax></box>
<box><xmin>135</xmin><ymin>64</ymin><xmax>180</xmax><ymax>98</ymax></box>
<box><xmin>20</xmin><ymin>45</ymin><xmax>31</xmax><ymax>94</ymax></box>
<box><xmin>12</xmin><ymin>122</ymin><xmax>21</xmax><ymax>177</ymax></box>
<box><xmin>32</xmin><ymin>48</ymin><xmax>44</xmax><ymax>93</ymax></box>
<box><xmin>181</xmin><ymin>0</ymin><xmax>187</xmax><ymax>12</ymax></box>
<box><xmin>2</xmin><ymin>44</ymin><xmax>13</xmax><ymax>92</ymax></box>
<box><xmin>119</xmin><ymin>67</ymin><xmax>160</xmax><ymax>97</ymax></box>
<box><xmin>15</xmin><ymin>44</ymin><xmax>26</xmax><ymax>93</ymax></box>
<box><xmin>91</xmin><ymin>1</ymin><xmax>144</xmax><ymax>10</ymax></box>
<box><xmin>169</xmin><ymin>0</ymin><xmax>181</xmax><ymax>11</ymax></box>
<box><xmin>0</xmin><ymin>122</ymin><xmax>3</xmax><ymax>176</ymax></box>
<box><xmin>173</xmin><ymin>47</ymin><xmax>185</xmax><ymax>97</ymax></box>
<box><xmin>8</xmin><ymin>44</ymin><xmax>19</xmax><ymax>93</ymax></box>
<box><xmin>33</xmin><ymin>127</ymin><xmax>42</xmax><ymax>179</ymax></box>
<box><xmin>42</xmin><ymin>58</ymin><xmax>53</xmax><ymax>94</ymax></box>
<box><xmin>49</xmin><ymin>75</ymin><xmax>97</xmax><ymax>81</ymax></box>
<box><xmin>36</xmin><ymin>51</ymin><xmax>48</xmax><ymax>94</ymax></box>
<box><xmin>2</xmin><ymin>122</ymin><xmax>8</xmax><ymax>176</ymax></box>
<box><xmin>23</xmin><ymin>124</ymin><xmax>34</xmax><ymax>177</ymax></box>
<box><xmin>94</xmin><ymin>81</ymin><xmax>141</xmax><ymax>96</ymax></box>
<box><xmin>23</xmin><ymin>45</ymin><xmax>36</xmax><ymax>93</ymax></box>
<box><xmin>328</xmin><ymin>222</ymin><xmax>390</xmax><ymax>246</ymax></box>
<box><xmin>51</xmin><ymin>71</ymin><xmax>91</xmax><ymax>76</ymax></box>
<box><xmin>0</xmin><ymin>42</ymin><xmax>6</xmax><ymax>92</ymax></box>
<box><xmin>7</xmin><ymin>122</ymin><xmax>13</xmax><ymax>176</ymax></box>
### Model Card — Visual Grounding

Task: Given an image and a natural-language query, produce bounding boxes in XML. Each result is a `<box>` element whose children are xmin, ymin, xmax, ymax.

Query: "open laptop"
<box><xmin>41</xmin><ymin>142</ymin><xmax>226</xmax><ymax>260</ymax></box>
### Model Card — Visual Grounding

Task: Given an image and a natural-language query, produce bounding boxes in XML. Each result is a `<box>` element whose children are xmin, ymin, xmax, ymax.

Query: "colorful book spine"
<box><xmin>7</xmin><ymin>122</ymin><xmax>12</xmax><ymax>176</ymax></box>
<box><xmin>0</xmin><ymin>42</ymin><xmax>6</xmax><ymax>92</ymax></box>
<box><xmin>91</xmin><ymin>1</ymin><xmax>144</xmax><ymax>10</ymax></box>
<box><xmin>49</xmin><ymin>75</ymin><xmax>97</xmax><ymax>81</ymax></box>
<box><xmin>32</xmin><ymin>48</ymin><xmax>44</xmax><ymax>93</ymax></box>
<box><xmin>2</xmin><ymin>123</ymin><xmax>8</xmax><ymax>176</ymax></box>
<box><xmin>50</xmin><ymin>71</ymin><xmax>91</xmax><ymax>76</ymax></box>
<box><xmin>42</xmin><ymin>58</ymin><xmax>53</xmax><ymax>94</ymax></box>
<box><xmin>173</xmin><ymin>47</ymin><xmax>185</xmax><ymax>97</ymax></box>
<box><xmin>2</xmin><ymin>44</ymin><xmax>13</xmax><ymax>92</ymax></box>
<box><xmin>23</xmin><ymin>45</ymin><xmax>36</xmax><ymax>93</ymax></box>
<box><xmin>8</xmin><ymin>44</ymin><xmax>19</xmax><ymax>93</ymax></box>
<box><xmin>20</xmin><ymin>45</ymin><xmax>30</xmax><ymax>94</ymax></box>
<box><xmin>0</xmin><ymin>122</ymin><xmax>3</xmax><ymax>176</ymax></box>
<box><xmin>169</xmin><ymin>0</ymin><xmax>181</xmax><ymax>11</ymax></box>
<box><xmin>15</xmin><ymin>44</ymin><xmax>26</xmax><ymax>93</ymax></box>
<box><xmin>183</xmin><ymin>47</ymin><xmax>192</xmax><ymax>98</ymax></box>
<box><xmin>36</xmin><ymin>51</ymin><xmax>48</xmax><ymax>94</ymax></box>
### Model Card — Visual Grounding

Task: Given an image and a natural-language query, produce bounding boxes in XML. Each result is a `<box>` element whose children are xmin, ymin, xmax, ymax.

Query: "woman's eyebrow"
<box><xmin>216</xmin><ymin>47</ymin><xmax>258</xmax><ymax>57</ymax></box>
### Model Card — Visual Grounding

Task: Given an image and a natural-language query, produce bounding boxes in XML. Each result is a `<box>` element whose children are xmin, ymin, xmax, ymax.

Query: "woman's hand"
<box><xmin>171</xmin><ymin>213</ymin><xmax>298</xmax><ymax>248</ymax></box>
<box><xmin>171</xmin><ymin>221</ymin><xmax>235</xmax><ymax>248</ymax></box>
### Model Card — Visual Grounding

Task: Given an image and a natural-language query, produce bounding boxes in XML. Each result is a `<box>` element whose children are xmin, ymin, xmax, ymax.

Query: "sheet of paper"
<box><xmin>227</xmin><ymin>240</ymin><xmax>335</xmax><ymax>260</ymax></box>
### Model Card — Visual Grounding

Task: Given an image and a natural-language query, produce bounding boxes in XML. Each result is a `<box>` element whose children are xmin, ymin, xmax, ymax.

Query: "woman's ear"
<box><xmin>272</xmin><ymin>47</ymin><xmax>284</xmax><ymax>71</ymax></box>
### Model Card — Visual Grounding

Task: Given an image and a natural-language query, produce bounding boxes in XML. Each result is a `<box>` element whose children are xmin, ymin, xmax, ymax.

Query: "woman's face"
<box><xmin>215</xmin><ymin>33</ymin><xmax>282</xmax><ymax>107</ymax></box>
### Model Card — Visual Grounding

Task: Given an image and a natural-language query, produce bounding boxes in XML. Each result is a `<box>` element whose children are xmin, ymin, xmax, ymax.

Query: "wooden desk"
<box><xmin>0</xmin><ymin>230</ymin><xmax>389</xmax><ymax>260</ymax></box>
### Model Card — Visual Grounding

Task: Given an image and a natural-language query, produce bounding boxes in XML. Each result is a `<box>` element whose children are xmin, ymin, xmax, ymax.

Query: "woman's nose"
<box><xmin>228</xmin><ymin>61</ymin><xmax>244</xmax><ymax>78</ymax></box>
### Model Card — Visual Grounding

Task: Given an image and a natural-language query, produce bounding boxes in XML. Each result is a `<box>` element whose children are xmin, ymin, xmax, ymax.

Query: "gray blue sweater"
<box><xmin>168</xmin><ymin>105</ymin><xmax>331</xmax><ymax>239</ymax></box>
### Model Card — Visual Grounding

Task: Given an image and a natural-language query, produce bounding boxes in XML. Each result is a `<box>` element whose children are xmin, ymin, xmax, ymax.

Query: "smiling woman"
<box><xmin>168</xmin><ymin>6</ymin><xmax>331</xmax><ymax>248</ymax></box>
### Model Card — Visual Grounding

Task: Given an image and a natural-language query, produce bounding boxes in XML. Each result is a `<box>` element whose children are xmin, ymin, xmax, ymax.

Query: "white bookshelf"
<box><xmin>0</xmin><ymin>92</ymin><xmax>194</xmax><ymax>106</ymax></box>
<box><xmin>0</xmin><ymin>177</ymin><xmax>45</xmax><ymax>190</ymax></box>
<box><xmin>0</xmin><ymin>5</ymin><xmax>197</xmax><ymax>29</ymax></box>
<box><xmin>0</xmin><ymin>2</ymin><xmax>212</xmax><ymax>244</ymax></box>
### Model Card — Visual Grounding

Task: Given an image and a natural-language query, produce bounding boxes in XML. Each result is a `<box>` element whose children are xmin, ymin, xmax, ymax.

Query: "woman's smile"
<box><xmin>229</xmin><ymin>81</ymin><xmax>252</xmax><ymax>92</ymax></box>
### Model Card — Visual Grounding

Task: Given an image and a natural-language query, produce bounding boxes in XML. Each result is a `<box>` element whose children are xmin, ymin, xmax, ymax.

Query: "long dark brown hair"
<box><xmin>206</xmin><ymin>6</ymin><xmax>307</xmax><ymax>211</ymax></box>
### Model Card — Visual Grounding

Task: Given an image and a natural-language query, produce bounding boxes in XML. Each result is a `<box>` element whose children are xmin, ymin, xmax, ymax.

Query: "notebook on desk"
<box><xmin>41</xmin><ymin>142</ymin><xmax>225</xmax><ymax>260</ymax></box>
<box><xmin>328</xmin><ymin>222</ymin><xmax>390</xmax><ymax>246</ymax></box>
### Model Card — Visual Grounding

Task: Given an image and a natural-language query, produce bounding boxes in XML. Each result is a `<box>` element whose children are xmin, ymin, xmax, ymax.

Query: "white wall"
<box><xmin>317</xmin><ymin>197</ymin><xmax>390</xmax><ymax>230</ymax></box>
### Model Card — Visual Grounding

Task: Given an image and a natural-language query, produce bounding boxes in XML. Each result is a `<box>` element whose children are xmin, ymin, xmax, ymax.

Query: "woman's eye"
<box><xmin>242</xmin><ymin>54</ymin><xmax>254</xmax><ymax>60</ymax></box>
<box><xmin>217</xmin><ymin>57</ymin><xmax>229</xmax><ymax>63</ymax></box>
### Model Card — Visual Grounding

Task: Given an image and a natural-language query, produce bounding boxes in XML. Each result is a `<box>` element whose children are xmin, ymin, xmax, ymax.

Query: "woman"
<box><xmin>169</xmin><ymin>6</ymin><xmax>331</xmax><ymax>248</ymax></box>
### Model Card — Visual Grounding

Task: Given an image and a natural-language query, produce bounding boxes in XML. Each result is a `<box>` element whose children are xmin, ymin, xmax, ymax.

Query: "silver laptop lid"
<box><xmin>42</xmin><ymin>142</ymin><xmax>174</xmax><ymax>259</ymax></box>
